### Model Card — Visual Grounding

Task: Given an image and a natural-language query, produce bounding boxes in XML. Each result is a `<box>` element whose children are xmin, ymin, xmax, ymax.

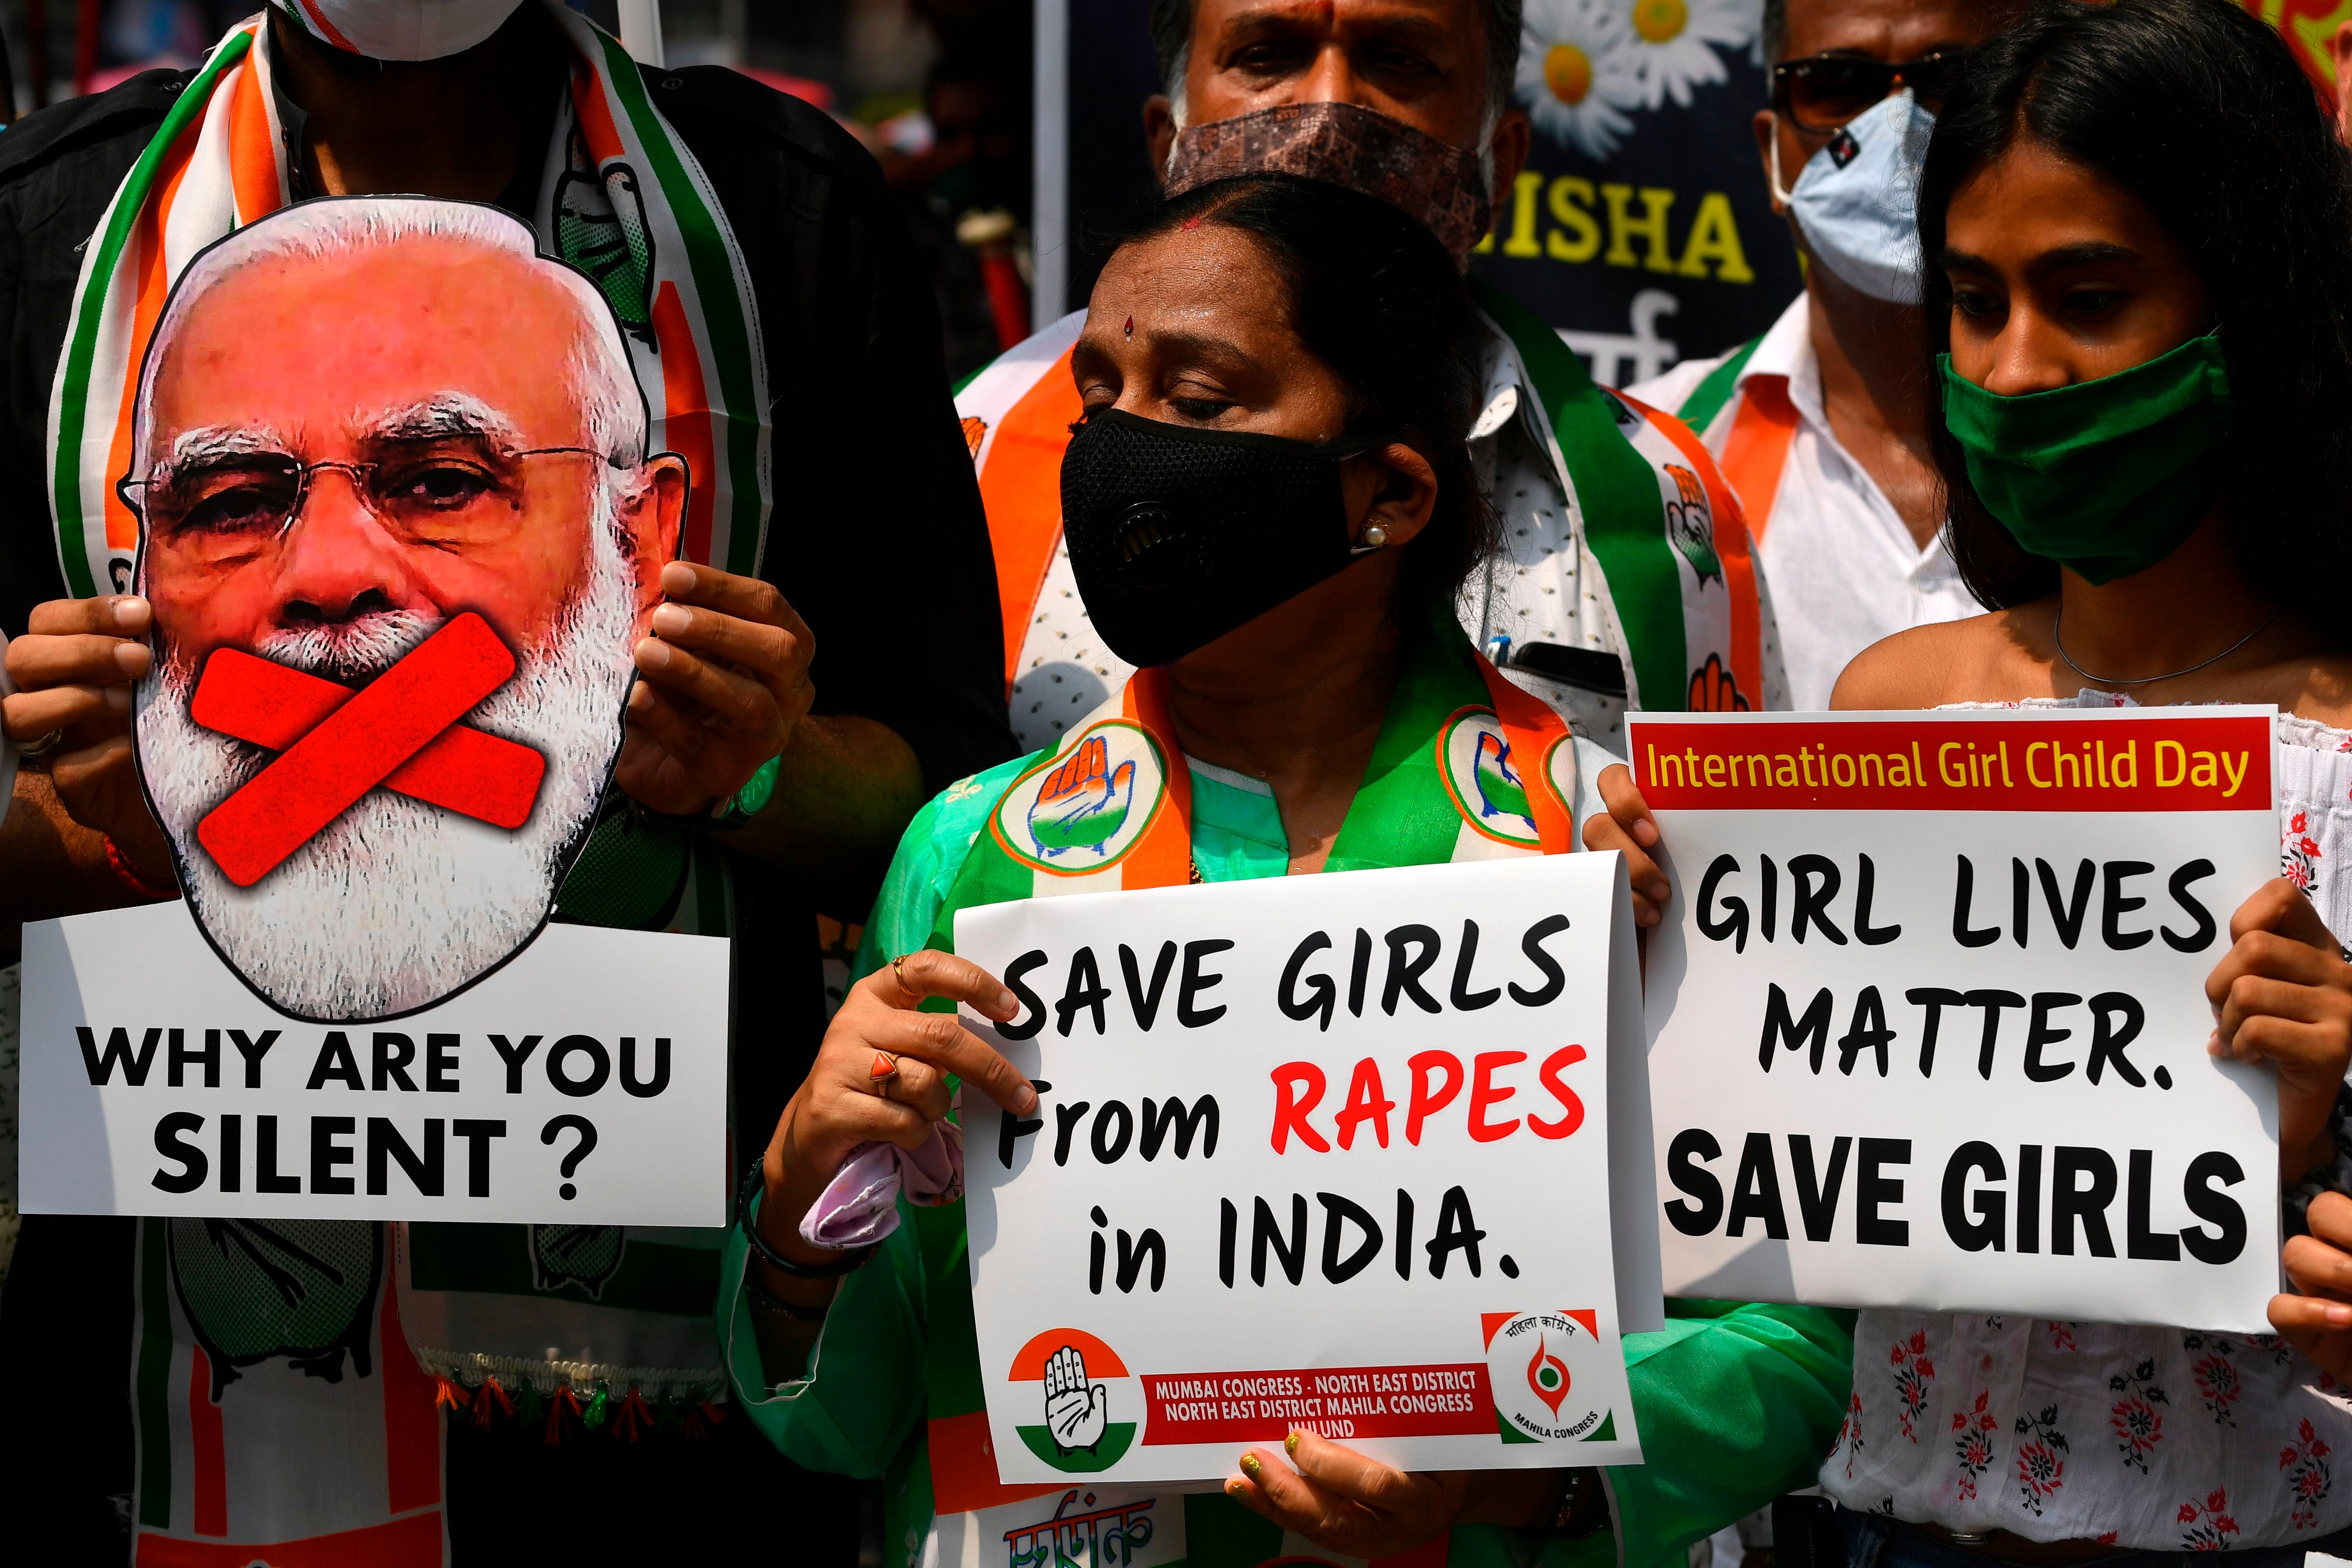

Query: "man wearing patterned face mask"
<box><xmin>1631</xmin><ymin>0</ymin><xmax>2024</xmax><ymax>711</ymax></box>
<box><xmin>0</xmin><ymin>0</ymin><xmax>1011</xmax><ymax>1561</ymax></box>
<box><xmin>965</xmin><ymin>0</ymin><xmax>1788</xmax><ymax>771</ymax></box>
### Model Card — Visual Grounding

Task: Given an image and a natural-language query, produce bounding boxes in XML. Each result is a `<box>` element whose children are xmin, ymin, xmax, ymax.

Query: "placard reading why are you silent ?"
<box><xmin>20</xmin><ymin>901</ymin><xmax>729</xmax><ymax>1227</ymax></box>
<box><xmin>1633</xmin><ymin>708</ymin><xmax>2281</xmax><ymax>1331</ymax></box>
<box><xmin>956</xmin><ymin>853</ymin><xmax>1658</xmax><ymax>1483</ymax></box>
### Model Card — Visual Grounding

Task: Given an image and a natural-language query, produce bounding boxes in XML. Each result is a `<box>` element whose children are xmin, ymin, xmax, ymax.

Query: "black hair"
<box><xmin>1146</xmin><ymin>0</ymin><xmax>1521</xmax><ymax>126</ymax></box>
<box><xmin>1110</xmin><ymin>174</ymin><xmax>1496</xmax><ymax>620</ymax></box>
<box><xmin>1917</xmin><ymin>0</ymin><xmax>2352</xmax><ymax>630</ymax></box>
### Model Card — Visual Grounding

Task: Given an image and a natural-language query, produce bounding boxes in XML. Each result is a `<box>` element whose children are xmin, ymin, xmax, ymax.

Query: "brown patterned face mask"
<box><xmin>1163</xmin><ymin>101</ymin><xmax>1492</xmax><ymax>267</ymax></box>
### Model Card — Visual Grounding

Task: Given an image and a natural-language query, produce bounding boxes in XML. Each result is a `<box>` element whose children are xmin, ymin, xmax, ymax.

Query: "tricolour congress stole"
<box><xmin>896</xmin><ymin>617</ymin><xmax>1576</xmax><ymax>1568</ymax></box>
<box><xmin>958</xmin><ymin>291</ymin><xmax>1766</xmax><ymax>717</ymax></box>
<box><xmin>50</xmin><ymin>9</ymin><xmax>768</xmax><ymax>1562</ymax></box>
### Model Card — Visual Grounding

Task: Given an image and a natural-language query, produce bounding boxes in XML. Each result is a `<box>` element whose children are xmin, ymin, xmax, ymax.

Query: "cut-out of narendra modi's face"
<box><xmin>125</xmin><ymin>199</ymin><xmax>684</xmax><ymax>1022</ymax></box>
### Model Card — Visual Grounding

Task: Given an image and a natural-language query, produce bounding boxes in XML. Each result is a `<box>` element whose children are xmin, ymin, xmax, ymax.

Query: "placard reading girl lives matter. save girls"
<box><xmin>955</xmin><ymin>853</ymin><xmax>1658</xmax><ymax>1483</ymax></box>
<box><xmin>1632</xmin><ymin>707</ymin><xmax>2281</xmax><ymax>1332</ymax></box>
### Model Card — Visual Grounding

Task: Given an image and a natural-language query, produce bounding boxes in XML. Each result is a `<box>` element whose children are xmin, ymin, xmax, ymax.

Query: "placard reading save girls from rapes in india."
<box><xmin>954</xmin><ymin>853</ymin><xmax>1660</xmax><ymax>1483</ymax></box>
<box><xmin>1632</xmin><ymin>708</ymin><xmax>2281</xmax><ymax>1332</ymax></box>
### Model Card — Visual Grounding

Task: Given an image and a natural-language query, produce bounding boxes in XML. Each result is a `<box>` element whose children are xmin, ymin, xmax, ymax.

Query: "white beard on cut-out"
<box><xmin>136</xmin><ymin>498</ymin><xmax>641</xmax><ymax>1021</ymax></box>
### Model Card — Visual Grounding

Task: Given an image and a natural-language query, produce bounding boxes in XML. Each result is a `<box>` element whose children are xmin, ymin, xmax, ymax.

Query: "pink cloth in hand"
<box><xmin>799</xmin><ymin>1120</ymin><xmax>965</xmax><ymax>1249</ymax></box>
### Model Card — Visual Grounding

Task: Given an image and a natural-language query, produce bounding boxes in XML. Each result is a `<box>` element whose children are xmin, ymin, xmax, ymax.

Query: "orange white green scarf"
<box><xmin>936</xmin><ymin>613</ymin><xmax>1579</xmax><ymax>917</ymax></box>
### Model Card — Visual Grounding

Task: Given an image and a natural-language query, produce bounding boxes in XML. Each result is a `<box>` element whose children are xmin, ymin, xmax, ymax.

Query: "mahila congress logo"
<box><xmin>1483</xmin><ymin>1310</ymin><xmax>1616</xmax><ymax>1443</ymax></box>
<box><xmin>1438</xmin><ymin>708</ymin><xmax>1542</xmax><ymax>847</ymax></box>
<box><xmin>1007</xmin><ymin>1328</ymin><xmax>1139</xmax><ymax>1472</ymax></box>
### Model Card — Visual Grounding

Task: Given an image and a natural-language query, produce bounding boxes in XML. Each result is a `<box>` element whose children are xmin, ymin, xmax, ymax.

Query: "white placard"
<box><xmin>955</xmin><ymin>852</ymin><xmax>1655</xmax><ymax>1484</ymax></box>
<box><xmin>20</xmin><ymin>901</ymin><xmax>729</xmax><ymax>1226</ymax></box>
<box><xmin>1633</xmin><ymin>708</ymin><xmax>2282</xmax><ymax>1331</ymax></box>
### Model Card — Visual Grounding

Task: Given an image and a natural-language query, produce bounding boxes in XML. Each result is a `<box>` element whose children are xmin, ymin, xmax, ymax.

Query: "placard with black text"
<box><xmin>1633</xmin><ymin>708</ymin><xmax>2280</xmax><ymax>1331</ymax></box>
<box><xmin>957</xmin><ymin>853</ymin><xmax>1656</xmax><ymax>1482</ymax></box>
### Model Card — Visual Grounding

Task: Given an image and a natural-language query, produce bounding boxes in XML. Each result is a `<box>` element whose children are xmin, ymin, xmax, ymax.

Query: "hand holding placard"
<box><xmin>2200</xmin><ymin>878</ymin><xmax>2352</xmax><ymax>1182</ymax></box>
<box><xmin>747</xmin><ymin>948</ymin><xmax>1035</xmax><ymax>1287</ymax></box>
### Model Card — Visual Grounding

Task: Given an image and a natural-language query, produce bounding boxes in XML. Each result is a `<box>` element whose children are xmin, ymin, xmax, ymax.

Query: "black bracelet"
<box><xmin>743</xmin><ymin>1266</ymin><xmax>833</xmax><ymax>1322</ymax></box>
<box><xmin>1546</xmin><ymin>1468</ymin><xmax>1609</xmax><ymax>1540</ymax></box>
<box><xmin>736</xmin><ymin>1160</ymin><xmax>876</xmax><ymax>1280</ymax></box>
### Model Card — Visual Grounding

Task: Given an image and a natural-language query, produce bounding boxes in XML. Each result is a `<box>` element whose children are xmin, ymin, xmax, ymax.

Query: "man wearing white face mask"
<box><xmin>0</xmin><ymin>1</ymin><xmax>1011</xmax><ymax>1562</ymax></box>
<box><xmin>1628</xmin><ymin>0</ymin><xmax>2023</xmax><ymax>711</ymax></box>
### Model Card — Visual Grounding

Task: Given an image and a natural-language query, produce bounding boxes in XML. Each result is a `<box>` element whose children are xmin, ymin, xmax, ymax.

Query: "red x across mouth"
<box><xmin>189</xmin><ymin>611</ymin><xmax>546</xmax><ymax>888</ymax></box>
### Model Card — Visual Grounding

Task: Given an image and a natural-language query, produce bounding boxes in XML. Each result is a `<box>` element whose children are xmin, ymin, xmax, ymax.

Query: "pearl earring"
<box><xmin>1360</xmin><ymin>524</ymin><xmax>1388</xmax><ymax>549</ymax></box>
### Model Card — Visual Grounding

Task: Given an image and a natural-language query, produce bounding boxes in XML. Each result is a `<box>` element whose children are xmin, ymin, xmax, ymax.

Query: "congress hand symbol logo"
<box><xmin>1473</xmin><ymin>730</ymin><xmax>1533</xmax><ymax>826</ymax></box>
<box><xmin>1028</xmin><ymin>735</ymin><xmax>1137</xmax><ymax>859</ymax></box>
<box><xmin>1043</xmin><ymin>1342</ymin><xmax>1110</xmax><ymax>1454</ymax></box>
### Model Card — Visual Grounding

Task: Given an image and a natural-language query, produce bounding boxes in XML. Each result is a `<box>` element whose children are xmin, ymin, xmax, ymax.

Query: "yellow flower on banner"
<box><xmin>1517</xmin><ymin>0</ymin><xmax>1643</xmax><ymax>158</ymax></box>
<box><xmin>1621</xmin><ymin>0</ymin><xmax>1757</xmax><ymax>109</ymax></box>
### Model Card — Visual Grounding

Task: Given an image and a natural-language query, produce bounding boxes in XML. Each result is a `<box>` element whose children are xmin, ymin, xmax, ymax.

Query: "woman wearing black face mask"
<box><xmin>714</xmin><ymin>174</ymin><xmax>1856</xmax><ymax>1568</ymax></box>
<box><xmin>1588</xmin><ymin>1</ymin><xmax>2352</xmax><ymax>1560</ymax></box>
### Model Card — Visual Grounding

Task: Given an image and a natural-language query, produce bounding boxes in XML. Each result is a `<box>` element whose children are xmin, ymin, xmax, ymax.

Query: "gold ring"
<box><xmin>891</xmin><ymin>953</ymin><xmax>914</xmax><ymax>996</ymax></box>
<box><xmin>869</xmin><ymin>1051</ymin><xmax>900</xmax><ymax>1096</ymax></box>
<box><xmin>17</xmin><ymin>727</ymin><xmax>64</xmax><ymax>762</ymax></box>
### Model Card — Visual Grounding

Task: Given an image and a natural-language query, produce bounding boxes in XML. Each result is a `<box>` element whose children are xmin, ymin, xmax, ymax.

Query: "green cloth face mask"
<box><xmin>1938</xmin><ymin>333</ymin><xmax>2233</xmax><ymax>585</ymax></box>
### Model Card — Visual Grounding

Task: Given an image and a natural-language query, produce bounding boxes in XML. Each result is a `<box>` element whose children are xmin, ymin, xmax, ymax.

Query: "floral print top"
<box><xmin>1821</xmin><ymin>697</ymin><xmax>2352</xmax><ymax>1548</ymax></box>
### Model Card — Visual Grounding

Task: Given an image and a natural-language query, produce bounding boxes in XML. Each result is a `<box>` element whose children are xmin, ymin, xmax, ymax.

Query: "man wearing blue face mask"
<box><xmin>1630</xmin><ymin>0</ymin><xmax>2024</xmax><ymax>711</ymax></box>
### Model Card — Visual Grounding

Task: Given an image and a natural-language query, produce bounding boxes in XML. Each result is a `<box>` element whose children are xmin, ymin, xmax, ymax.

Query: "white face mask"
<box><xmin>278</xmin><ymin>0</ymin><xmax>526</xmax><ymax>61</ymax></box>
<box><xmin>1770</xmin><ymin>87</ymin><xmax>1936</xmax><ymax>306</ymax></box>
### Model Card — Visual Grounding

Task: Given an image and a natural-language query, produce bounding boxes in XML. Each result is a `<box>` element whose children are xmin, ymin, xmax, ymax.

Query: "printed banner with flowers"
<box><xmin>1475</xmin><ymin>0</ymin><xmax>2349</xmax><ymax>388</ymax></box>
<box><xmin>1474</xmin><ymin>0</ymin><xmax>1798</xmax><ymax>386</ymax></box>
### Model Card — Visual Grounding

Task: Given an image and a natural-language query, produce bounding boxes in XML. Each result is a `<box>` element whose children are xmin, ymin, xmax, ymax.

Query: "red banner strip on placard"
<box><xmin>1141</xmin><ymin>1364</ymin><xmax>1493</xmax><ymax>1445</ymax></box>
<box><xmin>1629</xmin><ymin>715</ymin><xmax>2272</xmax><ymax>812</ymax></box>
<box><xmin>196</xmin><ymin>613</ymin><xmax>521</xmax><ymax>886</ymax></box>
<box><xmin>190</xmin><ymin>647</ymin><xmax>544</xmax><ymax>831</ymax></box>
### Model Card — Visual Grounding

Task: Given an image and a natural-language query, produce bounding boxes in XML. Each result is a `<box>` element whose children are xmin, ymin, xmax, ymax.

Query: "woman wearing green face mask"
<box><xmin>1590</xmin><ymin>0</ymin><xmax>2352</xmax><ymax>1560</ymax></box>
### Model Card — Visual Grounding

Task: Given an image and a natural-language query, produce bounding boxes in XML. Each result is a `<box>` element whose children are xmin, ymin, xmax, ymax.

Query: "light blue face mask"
<box><xmin>1771</xmin><ymin>87</ymin><xmax>1936</xmax><ymax>306</ymax></box>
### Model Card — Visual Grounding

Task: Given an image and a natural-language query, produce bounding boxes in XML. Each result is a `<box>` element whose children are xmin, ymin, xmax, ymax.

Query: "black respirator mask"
<box><xmin>1059</xmin><ymin>408</ymin><xmax>1385</xmax><ymax>668</ymax></box>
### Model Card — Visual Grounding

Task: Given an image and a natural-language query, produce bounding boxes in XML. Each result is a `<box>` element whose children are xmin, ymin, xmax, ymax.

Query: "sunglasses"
<box><xmin>1771</xmin><ymin>49</ymin><xmax>1969</xmax><ymax>133</ymax></box>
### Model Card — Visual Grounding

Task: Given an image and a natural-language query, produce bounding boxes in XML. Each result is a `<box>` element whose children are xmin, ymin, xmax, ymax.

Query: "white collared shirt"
<box><xmin>1628</xmin><ymin>293</ymin><xmax>1979</xmax><ymax>710</ymax></box>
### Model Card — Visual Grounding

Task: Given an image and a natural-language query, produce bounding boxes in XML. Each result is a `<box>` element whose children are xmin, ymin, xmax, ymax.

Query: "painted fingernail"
<box><xmin>1284</xmin><ymin>1431</ymin><xmax>1301</xmax><ymax>1456</ymax></box>
<box><xmin>1226</xmin><ymin>1478</ymin><xmax>1246</xmax><ymax>1498</ymax></box>
<box><xmin>636</xmin><ymin>638</ymin><xmax>671</xmax><ymax>670</ymax></box>
<box><xmin>1238</xmin><ymin>1454</ymin><xmax>1261</xmax><ymax>1478</ymax></box>
<box><xmin>104</xmin><ymin>686</ymin><xmax>130</xmax><ymax>712</ymax></box>
<box><xmin>651</xmin><ymin>604</ymin><xmax>691</xmax><ymax>636</ymax></box>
